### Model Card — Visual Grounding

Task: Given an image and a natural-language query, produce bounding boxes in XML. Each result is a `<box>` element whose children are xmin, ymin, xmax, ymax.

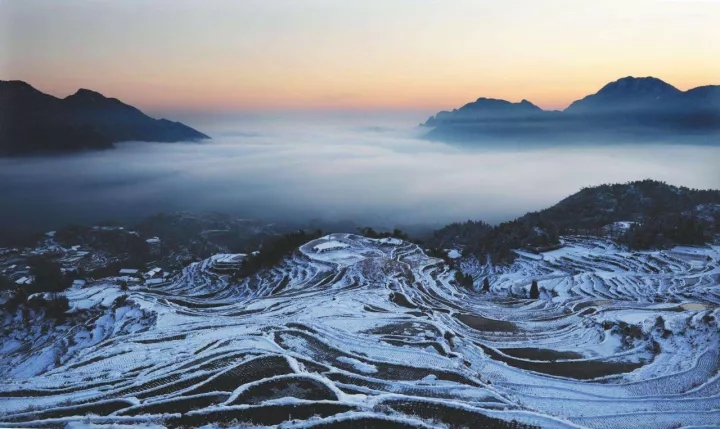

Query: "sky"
<box><xmin>1</xmin><ymin>0</ymin><xmax>719</xmax><ymax>113</ymax></box>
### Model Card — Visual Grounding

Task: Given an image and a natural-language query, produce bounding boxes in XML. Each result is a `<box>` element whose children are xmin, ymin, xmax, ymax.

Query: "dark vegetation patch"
<box><xmin>275</xmin><ymin>330</ymin><xmax>476</xmax><ymax>385</ymax></box>
<box><xmin>363</xmin><ymin>322</ymin><xmax>441</xmax><ymax>337</ymax></box>
<box><xmin>329</xmin><ymin>372</ymin><xmax>499</xmax><ymax>404</ymax></box>
<box><xmin>133</xmin><ymin>373</ymin><xmax>211</xmax><ymax>400</ymax></box>
<box><xmin>363</xmin><ymin>304</ymin><xmax>389</xmax><ymax>313</ymax></box>
<box><xmin>193</xmin><ymin>339</ymin><xmax>220</xmax><ymax>355</ymax></box>
<box><xmin>478</xmin><ymin>344</ymin><xmax>645</xmax><ymax>379</ymax></box>
<box><xmin>271</xmin><ymin>275</ymin><xmax>291</xmax><ymax>295</ymax></box>
<box><xmin>302</xmin><ymin>415</ymin><xmax>430</xmax><ymax>428</ymax></box>
<box><xmin>456</xmin><ymin>314</ymin><xmax>518</xmax><ymax>333</ymax></box>
<box><xmin>381</xmin><ymin>339</ymin><xmax>448</xmax><ymax>356</ymax></box>
<box><xmin>116</xmin><ymin>393</ymin><xmax>229</xmax><ymax>416</ymax></box>
<box><xmin>389</xmin><ymin>292</ymin><xmax>418</xmax><ymax>309</ymax></box>
<box><xmin>295</xmin><ymin>356</ymin><xmax>331</xmax><ymax>374</ymax></box>
<box><xmin>186</xmin><ymin>355</ymin><xmax>293</xmax><ymax>395</ymax></box>
<box><xmin>228</xmin><ymin>375</ymin><xmax>338</xmax><ymax>405</ymax></box>
<box><xmin>133</xmin><ymin>333</ymin><xmax>187</xmax><ymax>344</ymax></box>
<box><xmin>169</xmin><ymin>402</ymin><xmax>355</xmax><ymax>427</ymax></box>
<box><xmin>428</xmin><ymin>180</ymin><xmax>720</xmax><ymax>264</ymax></box>
<box><xmin>166</xmin><ymin>298</ymin><xmax>229</xmax><ymax>309</ymax></box>
<box><xmin>285</xmin><ymin>322</ymin><xmax>318</xmax><ymax>334</ymax></box>
<box><xmin>1</xmin><ymin>399</ymin><xmax>135</xmax><ymax>422</ymax></box>
<box><xmin>0</xmin><ymin>379</ymin><xmax>121</xmax><ymax>398</ymax></box>
<box><xmin>499</xmin><ymin>347</ymin><xmax>584</xmax><ymax>361</ymax></box>
<box><xmin>380</xmin><ymin>398</ymin><xmax>540</xmax><ymax>429</ymax></box>
<box><xmin>232</xmin><ymin>229</ymin><xmax>324</xmax><ymax>278</ymax></box>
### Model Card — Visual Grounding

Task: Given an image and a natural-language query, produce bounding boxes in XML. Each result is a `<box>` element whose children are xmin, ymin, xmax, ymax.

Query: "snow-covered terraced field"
<box><xmin>1</xmin><ymin>234</ymin><xmax>719</xmax><ymax>428</ymax></box>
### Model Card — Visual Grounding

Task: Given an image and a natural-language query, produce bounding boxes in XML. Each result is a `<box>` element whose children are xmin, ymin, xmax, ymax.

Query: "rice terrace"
<box><xmin>1</xmin><ymin>233</ymin><xmax>718</xmax><ymax>428</ymax></box>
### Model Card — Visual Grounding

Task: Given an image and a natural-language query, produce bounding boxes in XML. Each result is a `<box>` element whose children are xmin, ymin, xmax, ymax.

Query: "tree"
<box><xmin>0</xmin><ymin>274</ymin><xmax>15</xmax><ymax>291</ymax></box>
<box><xmin>358</xmin><ymin>227</ymin><xmax>379</xmax><ymax>238</ymax></box>
<box><xmin>482</xmin><ymin>277</ymin><xmax>490</xmax><ymax>293</ymax></box>
<box><xmin>454</xmin><ymin>271</ymin><xmax>473</xmax><ymax>289</ymax></box>
<box><xmin>529</xmin><ymin>280</ymin><xmax>540</xmax><ymax>299</ymax></box>
<box><xmin>29</xmin><ymin>256</ymin><xmax>70</xmax><ymax>294</ymax></box>
<box><xmin>119</xmin><ymin>280</ymin><xmax>129</xmax><ymax>291</ymax></box>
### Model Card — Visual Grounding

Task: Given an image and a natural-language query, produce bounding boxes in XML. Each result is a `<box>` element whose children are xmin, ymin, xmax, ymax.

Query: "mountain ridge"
<box><xmin>428</xmin><ymin>179</ymin><xmax>720</xmax><ymax>264</ymax></box>
<box><xmin>422</xmin><ymin>76</ymin><xmax>720</xmax><ymax>140</ymax></box>
<box><xmin>0</xmin><ymin>80</ymin><xmax>210</xmax><ymax>156</ymax></box>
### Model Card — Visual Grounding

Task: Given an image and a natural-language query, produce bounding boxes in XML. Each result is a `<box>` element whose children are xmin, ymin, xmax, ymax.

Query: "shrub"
<box><xmin>113</xmin><ymin>294</ymin><xmax>130</xmax><ymax>308</ymax></box>
<box><xmin>529</xmin><ymin>280</ymin><xmax>539</xmax><ymax>299</ymax></box>
<box><xmin>454</xmin><ymin>271</ymin><xmax>474</xmax><ymax>289</ymax></box>
<box><xmin>28</xmin><ymin>256</ymin><xmax>72</xmax><ymax>294</ymax></box>
<box><xmin>235</xmin><ymin>229</ymin><xmax>323</xmax><ymax>278</ymax></box>
<box><xmin>46</xmin><ymin>293</ymin><xmax>70</xmax><ymax>319</ymax></box>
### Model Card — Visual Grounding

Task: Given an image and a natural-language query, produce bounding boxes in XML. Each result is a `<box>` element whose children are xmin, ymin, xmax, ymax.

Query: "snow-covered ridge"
<box><xmin>0</xmin><ymin>234</ymin><xmax>718</xmax><ymax>428</ymax></box>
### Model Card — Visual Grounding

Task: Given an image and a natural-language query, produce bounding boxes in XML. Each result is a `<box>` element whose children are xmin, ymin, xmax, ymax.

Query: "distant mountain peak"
<box><xmin>0</xmin><ymin>80</ymin><xmax>48</xmax><ymax>97</ymax></box>
<box><xmin>70</xmin><ymin>88</ymin><xmax>105</xmax><ymax>97</ymax></box>
<box><xmin>420</xmin><ymin>75</ymin><xmax>720</xmax><ymax>139</ymax></box>
<box><xmin>596</xmin><ymin>76</ymin><xmax>681</xmax><ymax>97</ymax></box>
<box><xmin>66</xmin><ymin>88</ymin><xmax>116</xmax><ymax>104</ymax></box>
<box><xmin>0</xmin><ymin>80</ymin><xmax>210</xmax><ymax>156</ymax></box>
<box><xmin>565</xmin><ymin>76</ymin><xmax>682</xmax><ymax>113</ymax></box>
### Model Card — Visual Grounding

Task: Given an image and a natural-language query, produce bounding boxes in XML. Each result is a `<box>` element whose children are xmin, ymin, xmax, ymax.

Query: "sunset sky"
<box><xmin>1</xmin><ymin>0</ymin><xmax>718</xmax><ymax>113</ymax></box>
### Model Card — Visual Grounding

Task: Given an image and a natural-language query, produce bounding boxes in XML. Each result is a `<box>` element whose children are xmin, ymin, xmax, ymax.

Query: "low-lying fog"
<box><xmin>1</xmin><ymin>111</ymin><xmax>719</xmax><ymax>238</ymax></box>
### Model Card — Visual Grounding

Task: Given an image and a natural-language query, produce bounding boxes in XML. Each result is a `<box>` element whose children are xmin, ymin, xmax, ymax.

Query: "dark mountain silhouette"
<box><xmin>565</xmin><ymin>76</ymin><xmax>682</xmax><ymax>113</ymax></box>
<box><xmin>422</xmin><ymin>76</ymin><xmax>720</xmax><ymax>141</ymax></box>
<box><xmin>0</xmin><ymin>80</ymin><xmax>210</xmax><ymax>156</ymax></box>
<box><xmin>424</xmin><ymin>98</ymin><xmax>543</xmax><ymax>127</ymax></box>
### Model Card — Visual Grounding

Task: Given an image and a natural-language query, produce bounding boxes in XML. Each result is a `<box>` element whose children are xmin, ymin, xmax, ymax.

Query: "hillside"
<box><xmin>429</xmin><ymin>180</ymin><xmax>720</xmax><ymax>264</ymax></box>
<box><xmin>0</xmin><ymin>81</ymin><xmax>210</xmax><ymax>156</ymax></box>
<box><xmin>422</xmin><ymin>76</ymin><xmax>720</xmax><ymax>141</ymax></box>
<box><xmin>1</xmin><ymin>233</ymin><xmax>718</xmax><ymax>427</ymax></box>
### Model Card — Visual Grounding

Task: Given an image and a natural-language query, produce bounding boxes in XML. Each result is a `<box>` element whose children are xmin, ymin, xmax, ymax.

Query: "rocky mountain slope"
<box><xmin>0</xmin><ymin>81</ymin><xmax>210</xmax><ymax>156</ymax></box>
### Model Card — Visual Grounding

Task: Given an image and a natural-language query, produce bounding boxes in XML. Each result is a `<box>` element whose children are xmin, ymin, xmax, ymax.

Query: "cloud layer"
<box><xmin>1</xmin><ymin>113</ymin><xmax>719</xmax><ymax>235</ymax></box>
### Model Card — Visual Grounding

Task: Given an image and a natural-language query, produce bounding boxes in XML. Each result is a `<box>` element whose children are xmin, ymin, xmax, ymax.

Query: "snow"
<box><xmin>447</xmin><ymin>249</ymin><xmax>461</xmax><ymax>259</ymax></box>
<box><xmin>336</xmin><ymin>356</ymin><xmax>378</xmax><ymax>374</ymax></box>
<box><xmin>0</xmin><ymin>233</ymin><xmax>718</xmax><ymax>428</ymax></box>
<box><xmin>312</xmin><ymin>240</ymin><xmax>350</xmax><ymax>252</ymax></box>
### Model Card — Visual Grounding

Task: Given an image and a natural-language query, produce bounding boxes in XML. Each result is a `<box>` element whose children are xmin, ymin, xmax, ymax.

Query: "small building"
<box><xmin>144</xmin><ymin>267</ymin><xmax>163</xmax><ymax>280</ymax></box>
<box><xmin>211</xmin><ymin>254</ymin><xmax>246</xmax><ymax>272</ymax></box>
<box><xmin>117</xmin><ymin>276</ymin><xmax>143</xmax><ymax>285</ymax></box>
<box><xmin>119</xmin><ymin>268</ymin><xmax>140</xmax><ymax>277</ymax></box>
<box><xmin>15</xmin><ymin>276</ymin><xmax>33</xmax><ymax>285</ymax></box>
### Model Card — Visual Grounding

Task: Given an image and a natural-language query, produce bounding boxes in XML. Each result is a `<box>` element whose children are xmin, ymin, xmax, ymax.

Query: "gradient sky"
<box><xmin>1</xmin><ymin>0</ymin><xmax>718</xmax><ymax>113</ymax></box>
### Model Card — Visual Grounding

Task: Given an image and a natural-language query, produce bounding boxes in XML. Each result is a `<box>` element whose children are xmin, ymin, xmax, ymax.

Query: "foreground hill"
<box><xmin>422</xmin><ymin>76</ymin><xmax>720</xmax><ymax>142</ymax></box>
<box><xmin>1</xmin><ymin>233</ymin><xmax>718</xmax><ymax>428</ymax></box>
<box><xmin>429</xmin><ymin>180</ymin><xmax>720</xmax><ymax>264</ymax></box>
<box><xmin>0</xmin><ymin>80</ymin><xmax>210</xmax><ymax>156</ymax></box>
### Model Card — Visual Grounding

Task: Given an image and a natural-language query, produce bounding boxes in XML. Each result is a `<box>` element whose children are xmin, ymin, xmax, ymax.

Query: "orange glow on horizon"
<box><xmin>3</xmin><ymin>1</ymin><xmax>718</xmax><ymax>114</ymax></box>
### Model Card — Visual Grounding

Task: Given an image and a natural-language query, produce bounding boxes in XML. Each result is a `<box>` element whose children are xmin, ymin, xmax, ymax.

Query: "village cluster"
<box><xmin>0</xmin><ymin>227</ymin><xmax>167</xmax><ymax>294</ymax></box>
